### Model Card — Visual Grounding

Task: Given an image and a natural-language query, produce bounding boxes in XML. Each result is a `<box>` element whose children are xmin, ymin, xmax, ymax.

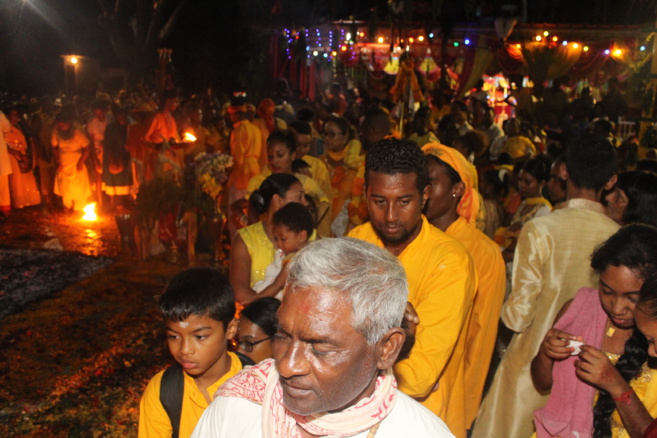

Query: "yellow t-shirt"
<box><xmin>348</xmin><ymin>216</ymin><xmax>477</xmax><ymax>438</ymax></box>
<box><xmin>301</xmin><ymin>154</ymin><xmax>332</xmax><ymax>199</ymax></box>
<box><xmin>138</xmin><ymin>352</ymin><xmax>243</xmax><ymax>438</ymax></box>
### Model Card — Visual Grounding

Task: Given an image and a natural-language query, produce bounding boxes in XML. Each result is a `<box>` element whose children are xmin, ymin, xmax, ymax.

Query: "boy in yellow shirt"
<box><xmin>138</xmin><ymin>268</ymin><xmax>243</xmax><ymax>438</ymax></box>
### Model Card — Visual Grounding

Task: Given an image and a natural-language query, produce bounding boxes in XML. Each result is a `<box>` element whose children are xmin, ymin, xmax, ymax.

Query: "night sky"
<box><xmin>0</xmin><ymin>0</ymin><xmax>654</xmax><ymax>96</ymax></box>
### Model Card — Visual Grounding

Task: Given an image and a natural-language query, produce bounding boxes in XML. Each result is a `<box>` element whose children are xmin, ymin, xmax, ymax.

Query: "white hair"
<box><xmin>286</xmin><ymin>237</ymin><xmax>409</xmax><ymax>344</ymax></box>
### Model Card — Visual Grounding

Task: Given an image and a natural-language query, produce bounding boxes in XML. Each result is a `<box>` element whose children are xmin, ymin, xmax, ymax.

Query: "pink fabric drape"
<box><xmin>308</xmin><ymin>61</ymin><xmax>316</xmax><ymax>101</ymax></box>
<box><xmin>458</xmin><ymin>47</ymin><xmax>495</xmax><ymax>97</ymax></box>
<box><xmin>568</xmin><ymin>42</ymin><xmax>612</xmax><ymax>80</ymax></box>
<box><xmin>497</xmin><ymin>46</ymin><xmax>525</xmax><ymax>75</ymax></box>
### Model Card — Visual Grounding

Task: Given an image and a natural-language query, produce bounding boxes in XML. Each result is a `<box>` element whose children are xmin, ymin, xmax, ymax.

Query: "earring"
<box><xmin>452</xmin><ymin>193</ymin><xmax>457</xmax><ymax>198</ymax></box>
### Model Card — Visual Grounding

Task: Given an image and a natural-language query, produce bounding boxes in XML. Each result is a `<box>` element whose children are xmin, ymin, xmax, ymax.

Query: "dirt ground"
<box><xmin>0</xmin><ymin>206</ymin><xmax>191</xmax><ymax>437</ymax></box>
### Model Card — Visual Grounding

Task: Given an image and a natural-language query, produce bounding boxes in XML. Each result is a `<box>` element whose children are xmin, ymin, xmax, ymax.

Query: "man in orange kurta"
<box><xmin>348</xmin><ymin>138</ymin><xmax>476</xmax><ymax>438</ymax></box>
<box><xmin>423</xmin><ymin>143</ymin><xmax>506</xmax><ymax>432</ymax></box>
<box><xmin>226</xmin><ymin>103</ymin><xmax>262</xmax><ymax>204</ymax></box>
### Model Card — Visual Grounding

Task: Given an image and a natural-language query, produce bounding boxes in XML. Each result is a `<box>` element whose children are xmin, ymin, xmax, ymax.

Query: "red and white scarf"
<box><xmin>216</xmin><ymin>359</ymin><xmax>397</xmax><ymax>437</ymax></box>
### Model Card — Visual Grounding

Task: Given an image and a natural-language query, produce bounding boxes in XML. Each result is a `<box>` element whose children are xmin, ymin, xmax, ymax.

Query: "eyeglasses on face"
<box><xmin>230</xmin><ymin>336</ymin><xmax>273</xmax><ymax>353</ymax></box>
<box><xmin>322</xmin><ymin>130</ymin><xmax>344</xmax><ymax>139</ymax></box>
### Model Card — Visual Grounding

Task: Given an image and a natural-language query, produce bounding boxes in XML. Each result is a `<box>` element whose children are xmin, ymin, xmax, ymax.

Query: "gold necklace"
<box><xmin>367</xmin><ymin>422</ymin><xmax>381</xmax><ymax>437</ymax></box>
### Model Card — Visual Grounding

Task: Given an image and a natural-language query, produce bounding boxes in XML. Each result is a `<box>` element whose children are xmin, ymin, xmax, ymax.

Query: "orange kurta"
<box><xmin>446</xmin><ymin>216</ymin><xmax>506</xmax><ymax>429</ymax></box>
<box><xmin>252</xmin><ymin>117</ymin><xmax>286</xmax><ymax>169</ymax></box>
<box><xmin>349</xmin><ymin>216</ymin><xmax>477</xmax><ymax>438</ymax></box>
<box><xmin>228</xmin><ymin>120</ymin><xmax>262</xmax><ymax>191</ymax></box>
<box><xmin>6</xmin><ymin>126</ymin><xmax>41</xmax><ymax>208</ymax></box>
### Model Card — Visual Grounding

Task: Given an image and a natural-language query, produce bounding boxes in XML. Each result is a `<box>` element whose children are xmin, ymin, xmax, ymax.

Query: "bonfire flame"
<box><xmin>183</xmin><ymin>132</ymin><xmax>197</xmax><ymax>142</ymax></box>
<box><xmin>82</xmin><ymin>203</ymin><xmax>97</xmax><ymax>221</ymax></box>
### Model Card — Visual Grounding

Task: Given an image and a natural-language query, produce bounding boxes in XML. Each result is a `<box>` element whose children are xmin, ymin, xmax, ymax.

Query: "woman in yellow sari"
<box><xmin>319</xmin><ymin>115</ymin><xmax>362</xmax><ymax>224</ymax></box>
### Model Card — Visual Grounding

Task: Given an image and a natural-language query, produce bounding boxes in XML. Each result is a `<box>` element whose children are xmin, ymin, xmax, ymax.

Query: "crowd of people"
<box><xmin>3</xmin><ymin>76</ymin><xmax>657</xmax><ymax>438</ymax></box>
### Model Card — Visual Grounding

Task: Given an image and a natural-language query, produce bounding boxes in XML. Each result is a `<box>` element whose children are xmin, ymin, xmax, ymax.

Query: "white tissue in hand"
<box><xmin>567</xmin><ymin>340</ymin><xmax>584</xmax><ymax>355</ymax></box>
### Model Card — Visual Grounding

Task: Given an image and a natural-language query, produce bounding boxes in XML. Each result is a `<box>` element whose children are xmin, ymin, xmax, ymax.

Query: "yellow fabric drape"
<box><xmin>521</xmin><ymin>42</ymin><xmax>582</xmax><ymax>84</ymax></box>
<box><xmin>458</xmin><ymin>48</ymin><xmax>495</xmax><ymax>98</ymax></box>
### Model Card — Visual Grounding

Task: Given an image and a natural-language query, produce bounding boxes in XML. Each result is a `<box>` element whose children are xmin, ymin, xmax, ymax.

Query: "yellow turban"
<box><xmin>422</xmin><ymin>142</ymin><xmax>481</xmax><ymax>225</ymax></box>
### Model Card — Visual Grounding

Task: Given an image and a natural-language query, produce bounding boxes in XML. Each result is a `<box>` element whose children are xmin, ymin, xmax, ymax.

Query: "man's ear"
<box><xmin>604</xmin><ymin>173</ymin><xmax>618</xmax><ymax>191</ymax></box>
<box><xmin>226</xmin><ymin>317</ymin><xmax>238</xmax><ymax>340</ymax></box>
<box><xmin>421</xmin><ymin>184</ymin><xmax>430</xmax><ymax>209</ymax></box>
<box><xmin>559</xmin><ymin>162</ymin><xmax>568</xmax><ymax>181</ymax></box>
<box><xmin>376</xmin><ymin>327</ymin><xmax>405</xmax><ymax>370</ymax></box>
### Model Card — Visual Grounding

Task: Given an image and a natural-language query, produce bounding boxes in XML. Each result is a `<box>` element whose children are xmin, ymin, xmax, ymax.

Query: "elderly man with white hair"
<box><xmin>192</xmin><ymin>237</ymin><xmax>454</xmax><ymax>438</ymax></box>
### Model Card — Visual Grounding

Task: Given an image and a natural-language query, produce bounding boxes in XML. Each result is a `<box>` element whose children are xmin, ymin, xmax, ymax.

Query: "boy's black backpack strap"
<box><xmin>159</xmin><ymin>364</ymin><xmax>184</xmax><ymax>438</ymax></box>
<box><xmin>158</xmin><ymin>354</ymin><xmax>252</xmax><ymax>438</ymax></box>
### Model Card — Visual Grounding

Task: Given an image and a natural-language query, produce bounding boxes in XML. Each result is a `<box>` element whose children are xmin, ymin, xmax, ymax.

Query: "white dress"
<box><xmin>251</xmin><ymin>248</ymin><xmax>284</xmax><ymax>300</ymax></box>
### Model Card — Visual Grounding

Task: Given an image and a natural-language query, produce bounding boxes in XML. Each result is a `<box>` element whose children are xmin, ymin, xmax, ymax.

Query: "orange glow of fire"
<box><xmin>82</xmin><ymin>203</ymin><xmax>97</xmax><ymax>221</ymax></box>
<box><xmin>183</xmin><ymin>132</ymin><xmax>197</xmax><ymax>142</ymax></box>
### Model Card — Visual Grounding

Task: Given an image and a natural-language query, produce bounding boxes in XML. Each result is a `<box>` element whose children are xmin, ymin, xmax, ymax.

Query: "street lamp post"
<box><xmin>62</xmin><ymin>55</ymin><xmax>80</xmax><ymax>93</ymax></box>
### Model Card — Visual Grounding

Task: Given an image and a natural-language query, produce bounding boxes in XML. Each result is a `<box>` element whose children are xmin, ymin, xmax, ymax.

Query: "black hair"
<box><xmin>365</xmin><ymin>138</ymin><xmax>429</xmax><ymax>194</ymax></box>
<box><xmin>638</xmin><ymin>274</ymin><xmax>657</xmax><ymax>325</ymax></box>
<box><xmin>636</xmin><ymin>159</ymin><xmax>657</xmax><ymax>174</ymax></box>
<box><xmin>361</xmin><ymin>108</ymin><xmax>391</xmax><ymax>135</ymax></box>
<box><xmin>55</xmin><ymin>111</ymin><xmax>73</xmax><ymax>124</ymax></box>
<box><xmin>565</xmin><ymin>135</ymin><xmax>617</xmax><ymax>190</ymax></box>
<box><xmin>288</xmin><ymin>120</ymin><xmax>312</xmax><ymax>136</ymax></box>
<box><xmin>160</xmin><ymin>90</ymin><xmax>179</xmax><ymax>109</ymax></box>
<box><xmin>550</xmin><ymin>154</ymin><xmax>568</xmax><ymax>192</ymax></box>
<box><xmin>426</xmin><ymin>155</ymin><xmax>461</xmax><ymax>185</ymax></box>
<box><xmin>240</xmin><ymin>297</ymin><xmax>281</xmax><ymax>337</ymax></box>
<box><xmin>454</xmin><ymin>131</ymin><xmax>486</xmax><ymax>156</ymax></box>
<box><xmin>437</xmin><ymin>113</ymin><xmax>457</xmax><ymax>134</ymax></box>
<box><xmin>296</xmin><ymin>108</ymin><xmax>315</xmax><ymax>122</ymax></box>
<box><xmin>304</xmin><ymin>194</ymin><xmax>317</xmax><ymax>223</ymax></box>
<box><xmin>412</xmin><ymin>106</ymin><xmax>432</xmax><ymax>127</ymax></box>
<box><xmin>591</xmin><ymin>224</ymin><xmax>657</xmax><ymax>437</ymax></box>
<box><xmin>483</xmin><ymin>168</ymin><xmax>509</xmax><ymax>199</ymax></box>
<box><xmin>249</xmin><ymin>173</ymin><xmax>300</xmax><ymax>216</ymax></box>
<box><xmin>593</xmin><ymin>329</ymin><xmax>648</xmax><ymax>438</ymax></box>
<box><xmin>497</xmin><ymin>152</ymin><xmax>514</xmax><ymax>166</ymax></box>
<box><xmin>159</xmin><ymin>268</ymin><xmax>235</xmax><ymax>328</ymax></box>
<box><xmin>324</xmin><ymin>114</ymin><xmax>352</xmax><ymax>140</ymax></box>
<box><xmin>272</xmin><ymin>202</ymin><xmax>314</xmax><ymax>236</ymax></box>
<box><xmin>589</xmin><ymin>118</ymin><xmax>614</xmax><ymax>137</ymax></box>
<box><xmin>521</xmin><ymin>158</ymin><xmax>549</xmax><ymax>183</ymax></box>
<box><xmin>438</xmin><ymin>128</ymin><xmax>459</xmax><ymax>147</ymax></box>
<box><xmin>591</xmin><ymin>224</ymin><xmax>657</xmax><ymax>280</ymax></box>
<box><xmin>266</xmin><ymin>129</ymin><xmax>296</xmax><ymax>153</ymax></box>
<box><xmin>92</xmin><ymin>99</ymin><xmax>110</xmax><ymax>111</ymax></box>
<box><xmin>291</xmin><ymin>158</ymin><xmax>310</xmax><ymax>174</ymax></box>
<box><xmin>616</xmin><ymin>171</ymin><xmax>657</xmax><ymax>228</ymax></box>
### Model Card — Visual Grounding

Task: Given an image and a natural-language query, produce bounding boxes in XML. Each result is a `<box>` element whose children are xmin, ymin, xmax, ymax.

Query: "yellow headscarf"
<box><xmin>422</xmin><ymin>142</ymin><xmax>481</xmax><ymax>225</ymax></box>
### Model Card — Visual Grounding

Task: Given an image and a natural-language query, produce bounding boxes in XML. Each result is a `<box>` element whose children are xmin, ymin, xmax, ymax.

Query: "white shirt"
<box><xmin>191</xmin><ymin>390</ymin><xmax>455</xmax><ymax>438</ymax></box>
